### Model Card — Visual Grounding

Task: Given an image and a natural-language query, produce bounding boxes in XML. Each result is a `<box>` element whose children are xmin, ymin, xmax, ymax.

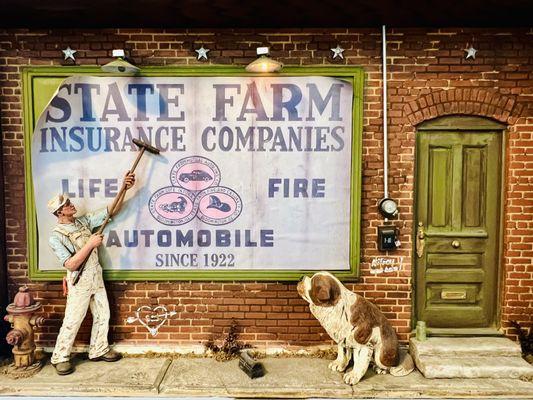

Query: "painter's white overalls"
<box><xmin>49</xmin><ymin>210</ymin><xmax>110</xmax><ymax>364</ymax></box>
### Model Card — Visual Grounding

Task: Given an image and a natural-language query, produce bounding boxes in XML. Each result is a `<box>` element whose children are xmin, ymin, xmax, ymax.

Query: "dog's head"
<box><xmin>297</xmin><ymin>271</ymin><xmax>341</xmax><ymax>307</ymax></box>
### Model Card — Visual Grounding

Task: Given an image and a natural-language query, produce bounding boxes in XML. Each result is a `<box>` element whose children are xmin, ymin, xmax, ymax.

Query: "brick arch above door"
<box><xmin>402</xmin><ymin>88</ymin><xmax>524</xmax><ymax>126</ymax></box>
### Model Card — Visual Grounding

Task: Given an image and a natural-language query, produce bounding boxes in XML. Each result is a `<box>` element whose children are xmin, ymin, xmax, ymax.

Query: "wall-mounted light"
<box><xmin>245</xmin><ymin>47</ymin><xmax>283</xmax><ymax>73</ymax></box>
<box><xmin>101</xmin><ymin>49</ymin><xmax>140</xmax><ymax>74</ymax></box>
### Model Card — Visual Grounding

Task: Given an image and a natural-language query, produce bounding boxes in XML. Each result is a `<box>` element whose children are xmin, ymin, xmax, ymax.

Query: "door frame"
<box><xmin>413</xmin><ymin>115</ymin><xmax>507</xmax><ymax>336</ymax></box>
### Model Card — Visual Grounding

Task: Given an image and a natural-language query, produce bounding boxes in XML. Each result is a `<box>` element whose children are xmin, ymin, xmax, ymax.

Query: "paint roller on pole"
<box><xmin>71</xmin><ymin>138</ymin><xmax>160</xmax><ymax>285</ymax></box>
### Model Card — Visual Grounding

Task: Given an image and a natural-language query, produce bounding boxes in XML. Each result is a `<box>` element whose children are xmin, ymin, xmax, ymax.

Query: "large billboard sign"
<box><xmin>25</xmin><ymin>69</ymin><xmax>363</xmax><ymax>280</ymax></box>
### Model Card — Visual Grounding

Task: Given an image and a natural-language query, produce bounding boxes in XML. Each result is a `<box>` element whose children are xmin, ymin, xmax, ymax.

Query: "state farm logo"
<box><xmin>149</xmin><ymin>156</ymin><xmax>242</xmax><ymax>226</ymax></box>
<box><xmin>195</xmin><ymin>186</ymin><xmax>243</xmax><ymax>225</ymax></box>
<box><xmin>148</xmin><ymin>187</ymin><xmax>198</xmax><ymax>226</ymax></box>
<box><xmin>169</xmin><ymin>156</ymin><xmax>221</xmax><ymax>192</ymax></box>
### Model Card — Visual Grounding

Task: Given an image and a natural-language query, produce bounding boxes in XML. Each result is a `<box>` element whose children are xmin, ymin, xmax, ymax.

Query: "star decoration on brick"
<box><xmin>331</xmin><ymin>45</ymin><xmax>345</xmax><ymax>59</ymax></box>
<box><xmin>464</xmin><ymin>45</ymin><xmax>477</xmax><ymax>60</ymax></box>
<box><xmin>62</xmin><ymin>46</ymin><xmax>77</xmax><ymax>61</ymax></box>
<box><xmin>195</xmin><ymin>46</ymin><xmax>210</xmax><ymax>60</ymax></box>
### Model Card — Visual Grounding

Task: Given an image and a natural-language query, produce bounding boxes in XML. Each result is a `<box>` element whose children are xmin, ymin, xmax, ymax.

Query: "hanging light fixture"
<box><xmin>245</xmin><ymin>47</ymin><xmax>283</xmax><ymax>73</ymax></box>
<box><xmin>101</xmin><ymin>49</ymin><xmax>140</xmax><ymax>75</ymax></box>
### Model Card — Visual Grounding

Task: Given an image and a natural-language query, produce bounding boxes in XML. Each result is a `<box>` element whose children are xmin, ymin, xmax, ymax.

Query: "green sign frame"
<box><xmin>22</xmin><ymin>66</ymin><xmax>364</xmax><ymax>282</ymax></box>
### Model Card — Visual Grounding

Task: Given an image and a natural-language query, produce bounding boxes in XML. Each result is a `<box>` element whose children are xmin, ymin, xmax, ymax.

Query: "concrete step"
<box><xmin>410</xmin><ymin>337</ymin><xmax>522</xmax><ymax>358</ymax></box>
<box><xmin>410</xmin><ymin>337</ymin><xmax>533</xmax><ymax>379</ymax></box>
<box><xmin>414</xmin><ymin>355</ymin><xmax>533</xmax><ymax>379</ymax></box>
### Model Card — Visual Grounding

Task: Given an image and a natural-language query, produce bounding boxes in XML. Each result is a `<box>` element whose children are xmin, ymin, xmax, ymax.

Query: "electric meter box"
<box><xmin>378</xmin><ymin>225</ymin><xmax>399</xmax><ymax>251</ymax></box>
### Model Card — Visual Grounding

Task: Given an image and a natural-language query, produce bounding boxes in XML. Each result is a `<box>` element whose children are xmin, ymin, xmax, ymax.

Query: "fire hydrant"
<box><xmin>4</xmin><ymin>286</ymin><xmax>45</xmax><ymax>378</ymax></box>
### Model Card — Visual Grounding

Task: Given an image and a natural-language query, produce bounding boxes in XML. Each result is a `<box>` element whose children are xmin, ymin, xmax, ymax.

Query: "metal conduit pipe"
<box><xmin>377</xmin><ymin>26</ymin><xmax>398</xmax><ymax>222</ymax></box>
<box><xmin>382</xmin><ymin>24</ymin><xmax>389</xmax><ymax>199</ymax></box>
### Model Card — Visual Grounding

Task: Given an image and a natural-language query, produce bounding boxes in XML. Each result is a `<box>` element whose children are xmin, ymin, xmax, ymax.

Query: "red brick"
<box><xmin>1</xmin><ymin>27</ymin><xmax>531</xmax><ymax>349</ymax></box>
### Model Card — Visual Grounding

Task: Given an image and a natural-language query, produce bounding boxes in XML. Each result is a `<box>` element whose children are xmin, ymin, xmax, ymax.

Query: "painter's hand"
<box><xmin>124</xmin><ymin>172</ymin><xmax>136</xmax><ymax>190</ymax></box>
<box><xmin>88</xmin><ymin>234</ymin><xmax>104</xmax><ymax>249</ymax></box>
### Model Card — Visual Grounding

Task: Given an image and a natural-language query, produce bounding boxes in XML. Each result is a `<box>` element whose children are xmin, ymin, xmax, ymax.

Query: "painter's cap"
<box><xmin>47</xmin><ymin>193</ymin><xmax>69</xmax><ymax>214</ymax></box>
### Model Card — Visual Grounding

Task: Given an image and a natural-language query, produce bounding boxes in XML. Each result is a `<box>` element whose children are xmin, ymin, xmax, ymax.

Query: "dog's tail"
<box><xmin>389</xmin><ymin>349</ymin><xmax>415</xmax><ymax>377</ymax></box>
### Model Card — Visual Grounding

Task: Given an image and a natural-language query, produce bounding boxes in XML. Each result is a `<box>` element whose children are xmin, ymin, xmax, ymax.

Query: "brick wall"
<box><xmin>1</xmin><ymin>28</ymin><xmax>531</xmax><ymax>351</ymax></box>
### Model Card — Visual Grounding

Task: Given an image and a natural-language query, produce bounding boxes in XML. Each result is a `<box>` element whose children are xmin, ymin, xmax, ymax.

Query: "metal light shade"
<box><xmin>101</xmin><ymin>58</ymin><xmax>140</xmax><ymax>75</ymax></box>
<box><xmin>245</xmin><ymin>55</ymin><xmax>283</xmax><ymax>73</ymax></box>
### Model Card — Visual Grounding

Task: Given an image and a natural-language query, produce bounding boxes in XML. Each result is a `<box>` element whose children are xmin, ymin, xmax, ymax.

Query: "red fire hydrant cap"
<box><xmin>6</xmin><ymin>286</ymin><xmax>41</xmax><ymax>314</ymax></box>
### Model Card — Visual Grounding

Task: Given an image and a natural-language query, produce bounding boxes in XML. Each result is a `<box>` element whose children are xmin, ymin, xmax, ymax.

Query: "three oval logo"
<box><xmin>149</xmin><ymin>156</ymin><xmax>242</xmax><ymax>226</ymax></box>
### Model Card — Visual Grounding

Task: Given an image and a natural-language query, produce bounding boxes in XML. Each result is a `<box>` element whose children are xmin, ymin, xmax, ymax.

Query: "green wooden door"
<box><xmin>415</xmin><ymin>117</ymin><xmax>503</xmax><ymax>329</ymax></box>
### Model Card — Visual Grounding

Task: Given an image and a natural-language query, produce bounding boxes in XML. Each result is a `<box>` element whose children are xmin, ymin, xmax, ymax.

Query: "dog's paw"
<box><xmin>373</xmin><ymin>365</ymin><xmax>387</xmax><ymax>375</ymax></box>
<box><xmin>329</xmin><ymin>359</ymin><xmax>348</xmax><ymax>372</ymax></box>
<box><xmin>343</xmin><ymin>370</ymin><xmax>363</xmax><ymax>385</ymax></box>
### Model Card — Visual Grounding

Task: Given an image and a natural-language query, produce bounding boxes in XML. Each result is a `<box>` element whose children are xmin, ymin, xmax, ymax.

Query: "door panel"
<box><xmin>416</xmin><ymin>130</ymin><xmax>501</xmax><ymax>329</ymax></box>
<box><xmin>463</xmin><ymin>147</ymin><xmax>485</xmax><ymax>228</ymax></box>
<box><xmin>429</xmin><ymin>147</ymin><xmax>452</xmax><ymax>228</ymax></box>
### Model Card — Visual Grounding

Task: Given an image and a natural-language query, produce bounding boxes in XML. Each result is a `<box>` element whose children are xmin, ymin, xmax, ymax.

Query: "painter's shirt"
<box><xmin>48</xmin><ymin>207</ymin><xmax>109</xmax><ymax>290</ymax></box>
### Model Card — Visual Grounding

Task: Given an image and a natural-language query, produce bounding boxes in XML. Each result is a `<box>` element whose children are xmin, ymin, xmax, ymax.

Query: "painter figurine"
<box><xmin>47</xmin><ymin>172</ymin><xmax>135</xmax><ymax>375</ymax></box>
<box><xmin>297</xmin><ymin>271</ymin><xmax>414</xmax><ymax>385</ymax></box>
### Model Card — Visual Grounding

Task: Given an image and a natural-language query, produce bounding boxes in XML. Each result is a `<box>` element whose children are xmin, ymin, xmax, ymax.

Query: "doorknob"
<box><xmin>416</xmin><ymin>222</ymin><xmax>425</xmax><ymax>258</ymax></box>
<box><xmin>451</xmin><ymin>240</ymin><xmax>461</xmax><ymax>249</ymax></box>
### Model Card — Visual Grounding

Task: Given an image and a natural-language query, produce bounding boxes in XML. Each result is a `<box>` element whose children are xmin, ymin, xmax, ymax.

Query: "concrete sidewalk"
<box><xmin>0</xmin><ymin>356</ymin><xmax>532</xmax><ymax>398</ymax></box>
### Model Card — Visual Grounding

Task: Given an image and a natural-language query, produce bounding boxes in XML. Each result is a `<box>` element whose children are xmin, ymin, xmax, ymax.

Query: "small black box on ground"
<box><xmin>238</xmin><ymin>351</ymin><xmax>265</xmax><ymax>379</ymax></box>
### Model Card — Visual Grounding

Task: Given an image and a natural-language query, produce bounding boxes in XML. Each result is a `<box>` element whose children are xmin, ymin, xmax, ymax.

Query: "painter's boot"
<box><xmin>53</xmin><ymin>361</ymin><xmax>74</xmax><ymax>375</ymax></box>
<box><xmin>91</xmin><ymin>349</ymin><xmax>122</xmax><ymax>362</ymax></box>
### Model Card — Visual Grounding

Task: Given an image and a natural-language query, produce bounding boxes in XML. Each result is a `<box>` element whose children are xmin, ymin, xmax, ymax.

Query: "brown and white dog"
<box><xmin>297</xmin><ymin>271</ymin><xmax>414</xmax><ymax>385</ymax></box>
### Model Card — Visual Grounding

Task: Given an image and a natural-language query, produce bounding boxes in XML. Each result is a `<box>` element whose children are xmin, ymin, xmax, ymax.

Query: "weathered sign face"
<box><xmin>32</xmin><ymin>76</ymin><xmax>354</xmax><ymax>271</ymax></box>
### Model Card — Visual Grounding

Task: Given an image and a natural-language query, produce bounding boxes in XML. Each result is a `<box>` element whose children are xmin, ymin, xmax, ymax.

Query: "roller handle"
<box><xmin>72</xmin><ymin>147</ymin><xmax>145</xmax><ymax>285</ymax></box>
